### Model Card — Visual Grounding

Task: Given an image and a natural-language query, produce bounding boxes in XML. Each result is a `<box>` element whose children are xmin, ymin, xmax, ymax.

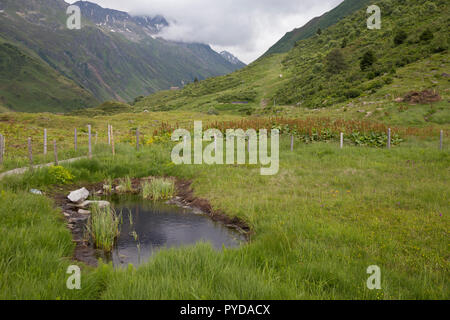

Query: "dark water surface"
<box><xmin>101</xmin><ymin>195</ymin><xmax>244</xmax><ymax>267</ymax></box>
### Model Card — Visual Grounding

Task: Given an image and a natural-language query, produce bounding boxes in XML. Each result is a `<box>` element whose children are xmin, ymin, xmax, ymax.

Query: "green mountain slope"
<box><xmin>0</xmin><ymin>40</ymin><xmax>98</xmax><ymax>112</ymax></box>
<box><xmin>263</xmin><ymin>0</ymin><xmax>373</xmax><ymax>56</ymax></box>
<box><xmin>0</xmin><ymin>0</ymin><xmax>244</xmax><ymax>112</ymax></box>
<box><xmin>133</xmin><ymin>0</ymin><xmax>449</xmax><ymax>125</ymax></box>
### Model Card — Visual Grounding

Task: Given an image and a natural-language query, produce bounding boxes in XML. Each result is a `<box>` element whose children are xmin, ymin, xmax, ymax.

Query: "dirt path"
<box><xmin>0</xmin><ymin>157</ymin><xmax>86</xmax><ymax>180</ymax></box>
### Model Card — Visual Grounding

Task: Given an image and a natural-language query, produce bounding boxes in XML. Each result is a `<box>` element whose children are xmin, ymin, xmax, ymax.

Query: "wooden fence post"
<box><xmin>340</xmin><ymin>132</ymin><xmax>344</xmax><ymax>149</ymax></box>
<box><xmin>28</xmin><ymin>137</ymin><xmax>33</xmax><ymax>166</ymax></box>
<box><xmin>440</xmin><ymin>130</ymin><xmax>444</xmax><ymax>151</ymax></box>
<box><xmin>387</xmin><ymin>128</ymin><xmax>391</xmax><ymax>149</ymax></box>
<box><xmin>74</xmin><ymin>128</ymin><xmax>77</xmax><ymax>151</ymax></box>
<box><xmin>95</xmin><ymin>132</ymin><xmax>98</xmax><ymax>145</ymax></box>
<box><xmin>54</xmin><ymin>140</ymin><xmax>58</xmax><ymax>165</ymax></box>
<box><xmin>108</xmin><ymin>124</ymin><xmax>111</xmax><ymax>145</ymax></box>
<box><xmin>0</xmin><ymin>134</ymin><xmax>3</xmax><ymax>165</ymax></box>
<box><xmin>44</xmin><ymin>129</ymin><xmax>47</xmax><ymax>155</ymax></box>
<box><xmin>291</xmin><ymin>135</ymin><xmax>294</xmax><ymax>152</ymax></box>
<box><xmin>136</xmin><ymin>127</ymin><xmax>140</xmax><ymax>151</ymax></box>
<box><xmin>111</xmin><ymin>125</ymin><xmax>115</xmax><ymax>156</ymax></box>
<box><xmin>88</xmin><ymin>125</ymin><xmax>92</xmax><ymax>159</ymax></box>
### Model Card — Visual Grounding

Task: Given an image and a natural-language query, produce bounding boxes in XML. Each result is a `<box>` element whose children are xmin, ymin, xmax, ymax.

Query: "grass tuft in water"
<box><xmin>142</xmin><ymin>178</ymin><xmax>175</xmax><ymax>201</ymax></box>
<box><xmin>118</xmin><ymin>176</ymin><xmax>133</xmax><ymax>193</ymax></box>
<box><xmin>87</xmin><ymin>204</ymin><xmax>120</xmax><ymax>252</ymax></box>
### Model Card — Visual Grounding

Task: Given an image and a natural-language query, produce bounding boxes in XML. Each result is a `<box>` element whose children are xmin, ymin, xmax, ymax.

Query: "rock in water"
<box><xmin>77</xmin><ymin>200</ymin><xmax>111</xmax><ymax>209</ymax></box>
<box><xmin>68</xmin><ymin>188</ymin><xmax>90</xmax><ymax>203</ymax></box>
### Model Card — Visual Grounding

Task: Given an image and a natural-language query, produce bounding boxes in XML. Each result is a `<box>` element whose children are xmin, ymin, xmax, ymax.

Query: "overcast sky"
<box><xmin>80</xmin><ymin>0</ymin><xmax>344</xmax><ymax>63</ymax></box>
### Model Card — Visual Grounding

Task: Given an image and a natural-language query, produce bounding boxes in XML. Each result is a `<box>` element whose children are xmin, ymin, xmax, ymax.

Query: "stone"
<box><xmin>68</xmin><ymin>188</ymin><xmax>89</xmax><ymax>203</ymax></box>
<box><xmin>77</xmin><ymin>200</ymin><xmax>110</xmax><ymax>209</ymax></box>
<box><xmin>78</xmin><ymin>209</ymin><xmax>91</xmax><ymax>215</ymax></box>
<box><xmin>30</xmin><ymin>189</ymin><xmax>43</xmax><ymax>195</ymax></box>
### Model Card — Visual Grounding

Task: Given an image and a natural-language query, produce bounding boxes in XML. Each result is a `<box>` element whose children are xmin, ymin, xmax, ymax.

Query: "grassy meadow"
<box><xmin>0</xmin><ymin>123</ymin><xmax>448</xmax><ymax>299</ymax></box>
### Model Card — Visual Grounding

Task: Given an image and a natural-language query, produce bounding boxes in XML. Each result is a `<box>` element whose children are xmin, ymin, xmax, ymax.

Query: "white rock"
<box><xmin>68</xmin><ymin>188</ymin><xmax>89</xmax><ymax>203</ymax></box>
<box><xmin>30</xmin><ymin>189</ymin><xmax>43</xmax><ymax>195</ymax></box>
<box><xmin>77</xmin><ymin>200</ymin><xmax>111</xmax><ymax>209</ymax></box>
<box><xmin>78</xmin><ymin>209</ymin><xmax>91</xmax><ymax>215</ymax></box>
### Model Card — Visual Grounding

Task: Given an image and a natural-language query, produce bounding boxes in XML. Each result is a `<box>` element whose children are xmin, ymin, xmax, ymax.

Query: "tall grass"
<box><xmin>87</xmin><ymin>204</ymin><xmax>120</xmax><ymax>252</ymax></box>
<box><xmin>118</xmin><ymin>176</ymin><xmax>133</xmax><ymax>193</ymax></box>
<box><xmin>141</xmin><ymin>178</ymin><xmax>175</xmax><ymax>201</ymax></box>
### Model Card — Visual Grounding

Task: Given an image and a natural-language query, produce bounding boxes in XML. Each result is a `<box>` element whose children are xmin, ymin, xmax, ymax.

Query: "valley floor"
<box><xmin>0</xmin><ymin>135</ymin><xmax>448</xmax><ymax>299</ymax></box>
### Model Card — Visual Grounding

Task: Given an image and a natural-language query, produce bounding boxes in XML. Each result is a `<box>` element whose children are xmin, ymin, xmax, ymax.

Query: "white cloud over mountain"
<box><xmin>77</xmin><ymin>0</ymin><xmax>343</xmax><ymax>63</ymax></box>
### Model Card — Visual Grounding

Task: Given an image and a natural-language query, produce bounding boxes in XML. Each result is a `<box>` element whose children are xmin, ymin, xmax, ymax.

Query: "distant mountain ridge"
<box><xmin>74</xmin><ymin>1</ymin><xmax>168</xmax><ymax>41</ymax></box>
<box><xmin>0</xmin><ymin>0</ymin><xmax>245</xmax><ymax>112</ymax></box>
<box><xmin>263</xmin><ymin>0</ymin><xmax>373</xmax><ymax>56</ymax></box>
<box><xmin>220</xmin><ymin>51</ymin><xmax>246</xmax><ymax>68</ymax></box>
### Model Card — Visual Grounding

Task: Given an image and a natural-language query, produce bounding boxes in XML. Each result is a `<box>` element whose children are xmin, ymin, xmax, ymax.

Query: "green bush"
<box><xmin>345</xmin><ymin>88</ymin><xmax>362</xmax><ymax>98</ymax></box>
<box><xmin>325</xmin><ymin>49</ymin><xmax>347</xmax><ymax>73</ymax></box>
<box><xmin>394</xmin><ymin>30</ymin><xmax>408</xmax><ymax>45</ymax></box>
<box><xmin>420</xmin><ymin>28</ymin><xmax>434</xmax><ymax>42</ymax></box>
<box><xmin>48</xmin><ymin>166</ymin><xmax>75</xmax><ymax>185</ymax></box>
<box><xmin>207</xmin><ymin>107</ymin><xmax>219</xmax><ymax>115</ymax></box>
<box><xmin>360</xmin><ymin>50</ymin><xmax>376</xmax><ymax>71</ymax></box>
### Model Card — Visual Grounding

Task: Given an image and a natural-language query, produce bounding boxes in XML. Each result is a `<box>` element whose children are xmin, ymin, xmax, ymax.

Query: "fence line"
<box><xmin>0</xmin><ymin>125</ymin><xmax>446</xmax><ymax>170</ymax></box>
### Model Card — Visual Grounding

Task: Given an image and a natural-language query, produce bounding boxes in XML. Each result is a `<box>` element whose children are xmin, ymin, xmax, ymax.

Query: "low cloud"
<box><xmin>79</xmin><ymin>0</ymin><xmax>343</xmax><ymax>63</ymax></box>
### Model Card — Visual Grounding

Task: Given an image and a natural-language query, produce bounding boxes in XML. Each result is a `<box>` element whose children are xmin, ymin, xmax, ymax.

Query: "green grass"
<box><xmin>0</xmin><ymin>137</ymin><xmax>448</xmax><ymax>299</ymax></box>
<box><xmin>117</xmin><ymin>176</ymin><xmax>133</xmax><ymax>193</ymax></box>
<box><xmin>87</xmin><ymin>204</ymin><xmax>120</xmax><ymax>252</ymax></box>
<box><xmin>142</xmin><ymin>178</ymin><xmax>175</xmax><ymax>201</ymax></box>
<box><xmin>0</xmin><ymin>190</ymin><xmax>106</xmax><ymax>299</ymax></box>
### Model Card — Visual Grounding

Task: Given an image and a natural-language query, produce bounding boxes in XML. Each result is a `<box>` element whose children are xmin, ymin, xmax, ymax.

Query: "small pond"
<box><xmin>98</xmin><ymin>195</ymin><xmax>245</xmax><ymax>267</ymax></box>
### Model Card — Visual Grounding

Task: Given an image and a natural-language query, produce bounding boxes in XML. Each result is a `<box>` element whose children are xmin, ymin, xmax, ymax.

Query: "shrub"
<box><xmin>48</xmin><ymin>166</ymin><xmax>74</xmax><ymax>184</ymax></box>
<box><xmin>325</xmin><ymin>49</ymin><xmax>347</xmax><ymax>73</ymax></box>
<box><xmin>420</xmin><ymin>28</ymin><xmax>434</xmax><ymax>42</ymax></box>
<box><xmin>360</xmin><ymin>50</ymin><xmax>377</xmax><ymax>71</ymax></box>
<box><xmin>345</xmin><ymin>89</ymin><xmax>362</xmax><ymax>99</ymax></box>
<box><xmin>207</xmin><ymin>107</ymin><xmax>219</xmax><ymax>115</ymax></box>
<box><xmin>394</xmin><ymin>30</ymin><xmax>408</xmax><ymax>45</ymax></box>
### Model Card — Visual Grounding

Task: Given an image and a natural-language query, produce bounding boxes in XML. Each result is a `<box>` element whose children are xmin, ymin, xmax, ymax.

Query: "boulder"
<box><xmin>78</xmin><ymin>209</ymin><xmax>91</xmax><ymax>215</ymax></box>
<box><xmin>68</xmin><ymin>188</ymin><xmax>89</xmax><ymax>203</ymax></box>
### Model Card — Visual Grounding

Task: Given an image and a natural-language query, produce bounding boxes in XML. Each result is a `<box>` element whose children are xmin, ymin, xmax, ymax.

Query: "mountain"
<box><xmin>74</xmin><ymin>1</ymin><xmax>168</xmax><ymax>41</ymax></box>
<box><xmin>263</xmin><ymin>0</ymin><xmax>373</xmax><ymax>57</ymax></box>
<box><xmin>0</xmin><ymin>39</ymin><xmax>98</xmax><ymax>112</ymax></box>
<box><xmin>220</xmin><ymin>51</ymin><xmax>246</xmax><ymax>68</ymax></box>
<box><xmin>132</xmin><ymin>0</ymin><xmax>449</xmax><ymax>124</ymax></box>
<box><xmin>0</xmin><ymin>0</ymin><xmax>245</xmax><ymax>112</ymax></box>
